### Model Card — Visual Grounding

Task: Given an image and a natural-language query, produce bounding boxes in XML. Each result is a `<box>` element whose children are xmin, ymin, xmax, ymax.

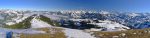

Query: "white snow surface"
<box><xmin>31</xmin><ymin>17</ymin><xmax>52</xmax><ymax>28</ymax></box>
<box><xmin>70</xmin><ymin>19</ymin><xmax>89</xmax><ymax>22</ymax></box>
<box><xmin>89</xmin><ymin>20</ymin><xmax>130</xmax><ymax>31</ymax></box>
<box><xmin>63</xmin><ymin>28</ymin><xmax>96</xmax><ymax>38</ymax></box>
<box><xmin>5</xmin><ymin>22</ymin><xmax>15</xmax><ymax>25</ymax></box>
<box><xmin>0</xmin><ymin>31</ymin><xmax>6</xmax><ymax>38</ymax></box>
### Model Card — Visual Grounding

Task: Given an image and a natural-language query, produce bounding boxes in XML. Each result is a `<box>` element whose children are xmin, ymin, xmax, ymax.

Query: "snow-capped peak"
<box><xmin>128</xmin><ymin>13</ymin><xmax>140</xmax><ymax>17</ymax></box>
<box><xmin>99</xmin><ymin>11</ymin><xmax>110</xmax><ymax>14</ymax></box>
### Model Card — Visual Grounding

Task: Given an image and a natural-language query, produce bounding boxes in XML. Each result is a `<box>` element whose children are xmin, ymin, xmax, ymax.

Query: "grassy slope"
<box><xmin>93</xmin><ymin>28</ymin><xmax>150</xmax><ymax>38</ymax></box>
<box><xmin>38</xmin><ymin>15</ymin><xmax>60</xmax><ymax>27</ymax></box>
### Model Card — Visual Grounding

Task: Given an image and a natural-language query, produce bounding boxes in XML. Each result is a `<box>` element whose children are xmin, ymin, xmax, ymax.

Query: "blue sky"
<box><xmin>0</xmin><ymin>0</ymin><xmax>150</xmax><ymax>12</ymax></box>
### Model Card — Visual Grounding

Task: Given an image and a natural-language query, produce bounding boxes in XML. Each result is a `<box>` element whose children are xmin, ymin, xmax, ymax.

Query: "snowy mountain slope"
<box><xmin>4</xmin><ymin>15</ymin><xmax>34</xmax><ymax>29</ymax></box>
<box><xmin>67</xmin><ymin>11</ymin><xmax>150</xmax><ymax>29</ymax></box>
<box><xmin>89</xmin><ymin>21</ymin><xmax>130</xmax><ymax>31</ymax></box>
<box><xmin>4</xmin><ymin>13</ymin><xmax>61</xmax><ymax>29</ymax></box>
<box><xmin>31</xmin><ymin>17</ymin><xmax>52</xmax><ymax>28</ymax></box>
<box><xmin>0</xmin><ymin>10</ymin><xmax>22</xmax><ymax>26</ymax></box>
<box><xmin>65</xmin><ymin>19</ymin><xmax>130</xmax><ymax>31</ymax></box>
<box><xmin>6</xmin><ymin>12</ymin><xmax>37</xmax><ymax>25</ymax></box>
<box><xmin>2</xmin><ymin>13</ymin><xmax>97</xmax><ymax>38</ymax></box>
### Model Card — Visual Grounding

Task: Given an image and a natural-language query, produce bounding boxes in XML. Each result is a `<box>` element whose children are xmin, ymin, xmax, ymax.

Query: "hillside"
<box><xmin>4</xmin><ymin>15</ymin><xmax>34</xmax><ymax>29</ymax></box>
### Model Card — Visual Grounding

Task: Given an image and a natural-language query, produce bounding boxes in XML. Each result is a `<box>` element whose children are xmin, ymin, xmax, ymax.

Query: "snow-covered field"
<box><xmin>0</xmin><ymin>31</ymin><xmax>6</xmax><ymax>38</ymax></box>
<box><xmin>63</xmin><ymin>28</ymin><xmax>96</xmax><ymax>38</ymax></box>
<box><xmin>89</xmin><ymin>20</ymin><xmax>130</xmax><ymax>31</ymax></box>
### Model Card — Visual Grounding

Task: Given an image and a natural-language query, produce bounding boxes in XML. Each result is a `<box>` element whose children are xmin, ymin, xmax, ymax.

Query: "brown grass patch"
<box><xmin>93</xmin><ymin>28</ymin><xmax>150</xmax><ymax>38</ymax></box>
<box><xmin>19</xmin><ymin>28</ymin><xmax>66</xmax><ymax>38</ymax></box>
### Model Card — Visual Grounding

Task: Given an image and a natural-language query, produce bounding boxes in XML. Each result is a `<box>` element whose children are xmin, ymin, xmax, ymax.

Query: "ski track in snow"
<box><xmin>31</xmin><ymin>17</ymin><xmax>52</xmax><ymax>28</ymax></box>
<box><xmin>63</xmin><ymin>28</ymin><xmax>96</xmax><ymax>38</ymax></box>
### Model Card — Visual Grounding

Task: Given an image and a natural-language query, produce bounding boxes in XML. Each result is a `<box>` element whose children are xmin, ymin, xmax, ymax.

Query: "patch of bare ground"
<box><xmin>19</xmin><ymin>27</ymin><xmax>66</xmax><ymax>38</ymax></box>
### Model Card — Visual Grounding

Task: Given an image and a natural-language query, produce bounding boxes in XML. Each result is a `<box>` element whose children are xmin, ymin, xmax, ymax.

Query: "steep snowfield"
<box><xmin>31</xmin><ymin>17</ymin><xmax>52</xmax><ymax>28</ymax></box>
<box><xmin>63</xmin><ymin>28</ymin><xmax>96</xmax><ymax>38</ymax></box>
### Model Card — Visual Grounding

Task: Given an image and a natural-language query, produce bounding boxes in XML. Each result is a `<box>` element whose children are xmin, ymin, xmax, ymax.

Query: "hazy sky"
<box><xmin>0</xmin><ymin>0</ymin><xmax>150</xmax><ymax>12</ymax></box>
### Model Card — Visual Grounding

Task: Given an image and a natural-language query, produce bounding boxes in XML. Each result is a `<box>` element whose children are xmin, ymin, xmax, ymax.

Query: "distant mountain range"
<box><xmin>59</xmin><ymin>10</ymin><xmax>150</xmax><ymax>29</ymax></box>
<box><xmin>0</xmin><ymin>10</ymin><xmax>150</xmax><ymax>30</ymax></box>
